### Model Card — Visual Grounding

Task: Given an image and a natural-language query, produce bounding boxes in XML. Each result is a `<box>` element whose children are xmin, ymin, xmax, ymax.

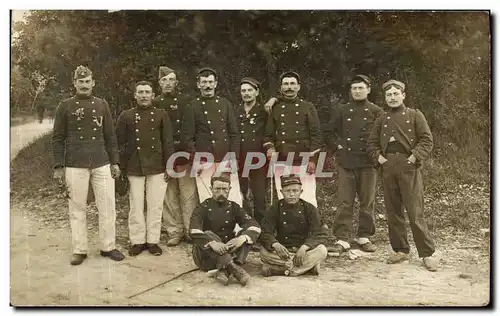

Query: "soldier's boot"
<box><xmin>261</xmin><ymin>264</ymin><xmax>290</xmax><ymax>277</ymax></box>
<box><xmin>215</xmin><ymin>269</ymin><xmax>230</xmax><ymax>286</ymax></box>
<box><xmin>227</xmin><ymin>262</ymin><xmax>250</xmax><ymax>286</ymax></box>
<box><xmin>310</xmin><ymin>263</ymin><xmax>321</xmax><ymax>276</ymax></box>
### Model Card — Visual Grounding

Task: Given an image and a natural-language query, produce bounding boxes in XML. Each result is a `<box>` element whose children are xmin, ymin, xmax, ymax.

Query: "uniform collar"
<box><xmin>351</xmin><ymin>99</ymin><xmax>370</xmax><ymax>106</ymax></box>
<box><xmin>389</xmin><ymin>103</ymin><xmax>407</xmax><ymax>113</ymax></box>
<box><xmin>281</xmin><ymin>199</ymin><xmax>303</xmax><ymax>210</ymax></box>
<box><xmin>135</xmin><ymin>104</ymin><xmax>154</xmax><ymax>111</ymax></box>
<box><xmin>161</xmin><ymin>91</ymin><xmax>180</xmax><ymax>99</ymax></box>
<box><xmin>75</xmin><ymin>94</ymin><xmax>93</xmax><ymax>100</ymax></box>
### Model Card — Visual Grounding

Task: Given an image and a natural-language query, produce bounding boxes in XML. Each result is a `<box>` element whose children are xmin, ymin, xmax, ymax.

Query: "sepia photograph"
<box><xmin>9</xmin><ymin>8</ymin><xmax>491</xmax><ymax>307</ymax></box>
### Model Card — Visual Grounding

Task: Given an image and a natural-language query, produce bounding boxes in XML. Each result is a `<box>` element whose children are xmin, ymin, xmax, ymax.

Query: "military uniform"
<box><xmin>52</xmin><ymin>66</ymin><xmax>120</xmax><ymax>256</ymax></box>
<box><xmin>325</xmin><ymin>75</ymin><xmax>384</xmax><ymax>250</ymax></box>
<box><xmin>182</xmin><ymin>93</ymin><xmax>242</xmax><ymax>206</ymax></box>
<box><xmin>116</xmin><ymin>105</ymin><xmax>174</xmax><ymax>246</ymax></box>
<box><xmin>237</xmin><ymin>77</ymin><xmax>268</xmax><ymax>223</ymax></box>
<box><xmin>189</xmin><ymin>197</ymin><xmax>261</xmax><ymax>271</ymax></box>
<box><xmin>153</xmin><ymin>67</ymin><xmax>198</xmax><ymax>242</ymax></box>
<box><xmin>367</xmin><ymin>80</ymin><xmax>435</xmax><ymax>259</ymax></box>
<box><xmin>263</xmin><ymin>95</ymin><xmax>323</xmax><ymax>207</ymax></box>
<box><xmin>259</xmin><ymin>176</ymin><xmax>328</xmax><ymax>276</ymax></box>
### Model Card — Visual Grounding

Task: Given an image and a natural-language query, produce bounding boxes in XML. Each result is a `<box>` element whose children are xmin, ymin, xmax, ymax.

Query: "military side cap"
<box><xmin>159</xmin><ymin>66</ymin><xmax>175</xmax><ymax>79</ymax></box>
<box><xmin>279</xmin><ymin>70</ymin><xmax>300</xmax><ymax>83</ymax></box>
<box><xmin>73</xmin><ymin>65</ymin><xmax>92</xmax><ymax>79</ymax></box>
<box><xmin>240</xmin><ymin>77</ymin><xmax>260</xmax><ymax>90</ymax></box>
<box><xmin>382</xmin><ymin>79</ymin><xmax>406</xmax><ymax>91</ymax></box>
<box><xmin>281</xmin><ymin>174</ymin><xmax>302</xmax><ymax>187</ymax></box>
<box><xmin>197</xmin><ymin>67</ymin><xmax>217</xmax><ymax>77</ymax></box>
<box><xmin>211</xmin><ymin>172</ymin><xmax>231</xmax><ymax>184</ymax></box>
<box><xmin>351</xmin><ymin>74</ymin><xmax>371</xmax><ymax>86</ymax></box>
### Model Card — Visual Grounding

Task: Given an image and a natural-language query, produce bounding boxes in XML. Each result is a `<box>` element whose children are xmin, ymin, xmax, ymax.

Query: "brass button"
<box><xmin>212</xmin><ymin>140</ymin><xmax>215</xmax><ymax>143</ymax></box>
<box><xmin>202</xmin><ymin>101</ymin><xmax>206</xmax><ymax>105</ymax></box>
<box><xmin>79</xmin><ymin>136</ymin><xmax>84</xmax><ymax>140</ymax></box>
<box><xmin>92</xmin><ymin>109</ymin><xmax>96</xmax><ymax>113</ymax></box>
<box><xmin>350</xmin><ymin>109</ymin><xmax>353</xmax><ymax>112</ymax></box>
<box><xmin>78</xmin><ymin>127</ymin><xmax>82</xmax><ymax>130</ymax></box>
<box><xmin>347</xmin><ymin>118</ymin><xmax>351</xmax><ymax>121</ymax></box>
<box><xmin>241</xmin><ymin>131</ymin><xmax>244</xmax><ymax>134</ymax></box>
<box><xmin>136</xmin><ymin>138</ymin><xmax>140</xmax><ymax>141</ymax></box>
<box><xmin>176</xmin><ymin>119</ymin><xmax>180</xmax><ymax>123</ymax></box>
<box><xmin>151</xmin><ymin>146</ymin><xmax>155</xmax><ymax>149</ymax></box>
<box><xmin>91</xmin><ymin>136</ymin><xmax>96</xmax><ymax>140</ymax></box>
<box><xmin>281</xmin><ymin>114</ymin><xmax>285</xmax><ymax>117</ymax></box>
<box><xmin>204</xmin><ymin>111</ymin><xmax>208</xmax><ymax>114</ymax></box>
<box><xmin>135</xmin><ymin>129</ymin><xmax>139</xmax><ymax>132</ymax></box>
<box><xmin>137</xmin><ymin>147</ymin><xmax>141</xmax><ymax>150</ymax></box>
<box><xmin>93</xmin><ymin>128</ymin><xmax>96</xmax><ymax>131</ymax></box>
<box><xmin>151</xmin><ymin>119</ymin><xmax>154</xmax><ymax>122</ymax></box>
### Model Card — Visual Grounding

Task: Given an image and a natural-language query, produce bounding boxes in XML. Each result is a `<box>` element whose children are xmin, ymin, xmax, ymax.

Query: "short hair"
<box><xmin>197</xmin><ymin>67</ymin><xmax>218</xmax><ymax>82</ymax></box>
<box><xmin>134</xmin><ymin>80</ymin><xmax>154</xmax><ymax>90</ymax></box>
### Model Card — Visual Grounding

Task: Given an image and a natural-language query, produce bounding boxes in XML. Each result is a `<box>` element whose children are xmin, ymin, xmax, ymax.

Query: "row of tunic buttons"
<box><xmin>75</xmin><ymin>101</ymin><xmax>95</xmax><ymax>105</ymax></box>
<box><xmin>383</xmin><ymin>113</ymin><xmax>414</xmax><ymax>141</ymax></box>
<box><xmin>77</xmin><ymin>103</ymin><xmax>98</xmax><ymax>140</ymax></box>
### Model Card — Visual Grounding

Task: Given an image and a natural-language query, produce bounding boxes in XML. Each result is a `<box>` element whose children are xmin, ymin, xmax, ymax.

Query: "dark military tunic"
<box><xmin>263</xmin><ymin>97</ymin><xmax>323</xmax><ymax>164</ymax></box>
<box><xmin>115</xmin><ymin>106</ymin><xmax>174</xmax><ymax>176</ymax></box>
<box><xmin>52</xmin><ymin>95</ymin><xmax>119</xmax><ymax>169</ymax></box>
<box><xmin>189</xmin><ymin>198</ymin><xmax>261</xmax><ymax>245</ymax></box>
<box><xmin>182</xmin><ymin>95</ymin><xmax>240</xmax><ymax>162</ymax></box>
<box><xmin>325</xmin><ymin>99</ymin><xmax>383</xmax><ymax>169</ymax></box>
<box><xmin>260</xmin><ymin>199</ymin><xmax>327</xmax><ymax>250</ymax></box>
<box><xmin>152</xmin><ymin>91</ymin><xmax>192</xmax><ymax>166</ymax></box>
<box><xmin>236</xmin><ymin>103</ymin><xmax>267</xmax><ymax>155</ymax></box>
<box><xmin>367</xmin><ymin>104</ymin><xmax>433</xmax><ymax>165</ymax></box>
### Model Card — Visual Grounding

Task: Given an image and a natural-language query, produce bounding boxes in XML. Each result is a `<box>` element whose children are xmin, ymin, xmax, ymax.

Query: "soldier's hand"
<box><xmin>293</xmin><ymin>245</ymin><xmax>308</xmax><ymax>267</ymax></box>
<box><xmin>264</xmin><ymin>97</ymin><xmax>278</xmax><ymax>113</ymax></box>
<box><xmin>378</xmin><ymin>155</ymin><xmax>388</xmax><ymax>165</ymax></box>
<box><xmin>306</xmin><ymin>161</ymin><xmax>316</xmax><ymax>175</ymax></box>
<box><xmin>226</xmin><ymin>235</ymin><xmax>247</xmax><ymax>252</ymax></box>
<box><xmin>209</xmin><ymin>241</ymin><xmax>230</xmax><ymax>255</ymax></box>
<box><xmin>272</xmin><ymin>242</ymin><xmax>291</xmax><ymax>260</ymax></box>
<box><xmin>110</xmin><ymin>164</ymin><xmax>121</xmax><ymax>179</ymax></box>
<box><xmin>53</xmin><ymin>168</ymin><xmax>65</xmax><ymax>185</ymax></box>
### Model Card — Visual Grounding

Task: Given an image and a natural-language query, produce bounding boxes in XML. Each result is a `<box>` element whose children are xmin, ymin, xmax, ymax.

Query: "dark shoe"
<box><xmin>387</xmin><ymin>252</ymin><xmax>410</xmax><ymax>264</ymax></box>
<box><xmin>327</xmin><ymin>244</ymin><xmax>346</xmax><ymax>257</ymax></box>
<box><xmin>166</xmin><ymin>237</ymin><xmax>182</xmax><ymax>247</ymax></box>
<box><xmin>70</xmin><ymin>253</ymin><xmax>87</xmax><ymax>265</ymax></box>
<box><xmin>128</xmin><ymin>244</ymin><xmax>146</xmax><ymax>256</ymax></box>
<box><xmin>227</xmin><ymin>262</ymin><xmax>250</xmax><ymax>286</ymax></box>
<box><xmin>184</xmin><ymin>234</ymin><xmax>193</xmax><ymax>243</ymax></box>
<box><xmin>359</xmin><ymin>241</ymin><xmax>376</xmax><ymax>252</ymax></box>
<box><xmin>251</xmin><ymin>243</ymin><xmax>261</xmax><ymax>252</ymax></box>
<box><xmin>100</xmin><ymin>249</ymin><xmax>125</xmax><ymax>261</ymax></box>
<box><xmin>146</xmin><ymin>243</ymin><xmax>163</xmax><ymax>256</ymax></box>
<box><xmin>215</xmin><ymin>270</ymin><xmax>230</xmax><ymax>286</ymax></box>
<box><xmin>261</xmin><ymin>264</ymin><xmax>290</xmax><ymax>277</ymax></box>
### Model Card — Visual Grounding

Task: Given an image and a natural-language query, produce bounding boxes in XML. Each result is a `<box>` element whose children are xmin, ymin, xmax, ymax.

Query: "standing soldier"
<box><xmin>153</xmin><ymin>66</ymin><xmax>198</xmax><ymax>246</ymax></box>
<box><xmin>325</xmin><ymin>75</ymin><xmax>383</xmax><ymax>256</ymax></box>
<box><xmin>116</xmin><ymin>80</ymin><xmax>174</xmax><ymax>257</ymax></box>
<box><xmin>189</xmin><ymin>173</ymin><xmax>261</xmax><ymax>286</ymax></box>
<box><xmin>52</xmin><ymin>65</ymin><xmax>125</xmax><ymax>265</ymax></box>
<box><xmin>263</xmin><ymin>71</ymin><xmax>323</xmax><ymax>207</ymax></box>
<box><xmin>182</xmin><ymin>67</ymin><xmax>242</xmax><ymax>206</ymax></box>
<box><xmin>367</xmin><ymin>79</ymin><xmax>438</xmax><ymax>271</ymax></box>
<box><xmin>237</xmin><ymin>77</ymin><xmax>268</xmax><ymax>224</ymax></box>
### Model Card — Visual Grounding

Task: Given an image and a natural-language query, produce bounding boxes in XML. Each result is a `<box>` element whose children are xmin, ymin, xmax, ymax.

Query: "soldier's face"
<box><xmin>135</xmin><ymin>84</ymin><xmax>155</xmax><ymax>107</ymax></box>
<box><xmin>211</xmin><ymin>180</ymin><xmax>230</xmax><ymax>202</ymax></box>
<box><xmin>350</xmin><ymin>82</ymin><xmax>371</xmax><ymax>101</ymax></box>
<box><xmin>159</xmin><ymin>73</ymin><xmax>178</xmax><ymax>94</ymax></box>
<box><xmin>197</xmin><ymin>75</ymin><xmax>217</xmax><ymax>97</ymax></box>
<box><xmin>281</xmin><ymin>184</ymin><xmax>302</xmax><ymax>204</ymax></box>
<box><xmin>280</xmin><ymin>77</ymin><xmax>300</xmax><ymax>99</ymax></box>
<box><xmin>240</xmin><ymin>83</ymin><xmax>259</xmax><ymax>103</ymax></box>
<box><xmin>73</xmin><ymin>75</ymin><xmax>95</xmax><ymax>96</ymax></box>
<box><xmin>385</xmin><ymin>86</ymin><xmax>406</xmax><ymax>108</ymax></box>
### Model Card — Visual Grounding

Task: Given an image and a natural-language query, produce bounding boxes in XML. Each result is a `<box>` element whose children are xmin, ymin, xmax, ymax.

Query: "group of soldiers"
<box><xmin>51</xmin><ymin>64</ymin><xmax>439</xmax><ymax>287</ymax></box>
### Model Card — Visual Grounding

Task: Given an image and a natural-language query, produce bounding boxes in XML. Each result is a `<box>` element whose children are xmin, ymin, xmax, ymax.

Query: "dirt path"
<box><xmin>10</xmin><ymin>118</ymin><xmax>53</xmax><ymax>161</ymax></box>
<box><xmin>10</xmin><ymin>201</ymin><xmax>489</xmax><ymax>306</ymax></box>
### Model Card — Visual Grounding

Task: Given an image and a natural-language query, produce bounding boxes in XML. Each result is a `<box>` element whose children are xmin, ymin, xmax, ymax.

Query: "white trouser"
<box><xmin>65</xmin><ymin>164</ymin><xmax>116</xmax><ymax>253</ymax></box>
<box><xmin>272</xmin><ymin>163</ymin><xmax>317</xmax><ymax>207</ymax></box>
<box><xmin>128</xmin><ymin>173</ymin><xmax>168</xmax><ymax>245</ymax></box>
<box><xmin>195</xmin><ymin>162</ymin><xmax>243</xmax><ymax>207</ymax></box>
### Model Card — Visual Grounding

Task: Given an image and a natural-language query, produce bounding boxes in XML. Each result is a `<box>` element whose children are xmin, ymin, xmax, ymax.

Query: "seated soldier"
<box><xmin>189</xmin><ymin>172</ymin><xmax>261</xmax><ymax>286</ymax></box>
<box><xmin>260</xmin><ymin>174</ymin><xmax>328</xmax><ymax>276</ymax></box>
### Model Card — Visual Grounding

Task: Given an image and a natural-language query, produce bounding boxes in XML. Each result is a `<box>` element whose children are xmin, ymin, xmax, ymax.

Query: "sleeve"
<box><xmin>411</xmin><ymin>110</ymin><xmax>434</xmax><ymax>162</ymax></box>
<box><xmin>324</xmin><ymin>104</ymin><xmax>342</xmax><ymax>153</ymax></box>
<box><xmin>115</xmin><ymin>111</ymin><xmax>127</xmax><ymax>170</ymax></box>
<box><xmin>103</xmin><ymin>100</ymin><xmax>120</xmax><ymax>165</ymax></box>
<box><xmin>307</xmin><ymin>103</ymin><xmax>323</xmax><ymax>164</ymax></box>
<box><xmin>259</xmin><ymin>203</ymin><xmax>279</xmax><ymax>250</ymax></box>
<box><xmin>234</xmin><ymin>204</ymin><xmax>261</xmax><ymax>243</ymax></box>
<box><xmin>303</xmin><ymin>204</ymin><xmax>328</xmax><ymax>249</ymax></box>
<box><xmin>52</xmin><ymin>101</ymin><xmax>68</xmax><ymax>169</ymax></box>
<box><xmin>189</xmin><ymin>205</ymin><xmax>217</xmax><ymax>246</ymax></box>
<box><xmin>161</xmin><ymin>109</ymin><xmax>175</xmax><ymax>166</ymax></box>
<box><xmin>226</xmin><ymin>102</ymin><xmax>240</xmax><ymax>160</ymax></box>
<box><xmin>367</xmin><ymin>112</ymin><xmax>385</xmax><ymax>162</ymax></box>
<box><xmin>180</xmin><ymin>102</ymin><xmax>196</xmax><ymax>158</ymax></box>
<box><xmin>263</xmin><ymin>108</ymin><xmax>276</xmax><ymax>151</ymax></box>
